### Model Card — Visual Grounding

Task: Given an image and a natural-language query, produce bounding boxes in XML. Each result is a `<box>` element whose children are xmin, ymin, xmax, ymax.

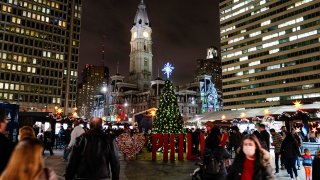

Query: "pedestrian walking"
<box><xmin>0</xmin><ymin>138</ymin><xmax>57</xmax><ymax>180</ymax></box>
<box><xmin>227</xmin><ymin>134</ymin><xmax>274</xmax><ymax>180</ymax></box>
<box><xmin>0</xmin><ymin>109</ymin><xmax>15</xmax><ymax>174</ymax></box>
<box><xmin>65</xmin><ymin>117</ymin><xmax>120</xmax><ymax>180</ymax></box>
<box><xmin>270</xmin><ymin>129</ymin><xmax>282</xmax><ymax>174</ymax></box>
<box><xmin>64</xmin><ymin>120</ymin><xmax>85</xmax><ymax>161</ymax></box>
<box><xmin>302</xmin><ymin>148</ymin><xmax>312</xmax><ymax>180</ymax></box>
<box><xmin>280</xmin><ymin>132</ymin><xmax>301</xmax><ymax>180</ymax></box>
<box><xmin>259</xmin><ymin>124</ymin><xmax>270</xmax><ymax>151</ymax></box>
<box><xmin>43</xmin><ymin>127</ymin><xmax>54</xmax><ymax>155</ymax></box>
<box><xmin>204</xmin><ymin>128</ymin><xmax>231</xmax><ymax>180</ymax></box>
<box><xmin>227</xmin><ymin>126</ymin><xmax>242</xmax><ymax>156</ymax></box>
<box><xmin>292</xmin><ymin>128</ymin><xmax>302</xmax><ymax>170</ymax></box>
<box><xmin>312</xmin><ymin>150</ymin><xmax>320</xmax><ymax>180</ymax></box>
<box><xmin>279</xmin><ymin>126</ymin><xmax>286</xmax><ymax>169</ymax></box>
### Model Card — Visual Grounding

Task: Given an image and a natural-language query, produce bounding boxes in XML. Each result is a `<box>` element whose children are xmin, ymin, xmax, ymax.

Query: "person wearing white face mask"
<box><xmin>227</xmin><ymin>134</ymin><xmax>274</xmax><ymax>180</ymax></box>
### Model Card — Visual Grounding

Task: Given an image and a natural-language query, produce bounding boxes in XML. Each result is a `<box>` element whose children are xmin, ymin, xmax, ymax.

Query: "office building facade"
<box><xmin>220</xmin><ymin>0</ymin><xmax>320</xmax><ymax>110</ymax></box>
<box><xmin>0</xmin><ymin>0</ymin><xmax>81</xmax><ymax>114</ymax></box>
<box><xmin>77</xmin><ymin>64</ymin><xmax>109</xmax><ymax>118</ymax></box>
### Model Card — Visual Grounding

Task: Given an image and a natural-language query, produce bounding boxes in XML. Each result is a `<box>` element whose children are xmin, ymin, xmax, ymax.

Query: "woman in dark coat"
<box><xmin>280</xmin><ymin>132</ymin><xmax>301</xmax><ymax>179</ymax></box>
<box><xmin>227</xmin><ymin>134</ymin><xmax>274</xmax><ymax>180</ymax></box>
<box><xmin>202</xmin><ymin>127</ymin><xmax>231</xmax><ymax>180</ymax></box>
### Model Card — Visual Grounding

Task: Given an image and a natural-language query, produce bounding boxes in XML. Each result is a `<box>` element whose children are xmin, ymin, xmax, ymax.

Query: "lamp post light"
<box><xmin>101</xmin><ymin>85</ymin><xmax>109</xmax><ymax>119</ymax></box>
<box><xmin>150</xmin><ymin>109</ymin><xmax>156</xmax><ymax>126</ymax></box>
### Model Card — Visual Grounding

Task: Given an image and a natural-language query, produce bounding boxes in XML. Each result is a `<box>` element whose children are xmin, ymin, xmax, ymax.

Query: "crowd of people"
<box><xmin>191</xmin><ymin>124</ymin><xmax>320</xmax><ymax>180</ymax></box>
<box><xmin>0</xmin><ymin>109</ymin><xmax>120</xmax><ymax>180</ymax></box>
<box><xmin>1</xmin><ymin>106</ymin><xmax>320</xmax><ymax>180</ymax></box>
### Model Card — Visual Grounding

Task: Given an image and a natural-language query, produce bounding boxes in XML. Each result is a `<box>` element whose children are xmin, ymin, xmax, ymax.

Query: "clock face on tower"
<box><xmin>143</xmin><ymin>31</ymin><xmax>149</xmax><ymax>38</ymax></box>
<box><xmin>133</xmin><ymin>32</ymin><xmax>137</xmax><ymax>39</ymax></box>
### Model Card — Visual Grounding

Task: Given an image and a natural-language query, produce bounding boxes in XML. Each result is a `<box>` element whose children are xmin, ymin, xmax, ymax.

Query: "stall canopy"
<box><xmin>188</xmin><ymin>104</ymin><xmax>320</xmax><ymax>123</ymax></box>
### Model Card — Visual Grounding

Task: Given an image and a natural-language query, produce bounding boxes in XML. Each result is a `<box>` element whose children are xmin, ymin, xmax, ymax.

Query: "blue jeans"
<box><xmin>63</xmin><ymin>148</ymin><xmax>71</xmax><ymax>160</ymax></box>
<box><xmin>296</xmin><ymin>156</ymin><xmax>300</xmax><ymax>168</ymax></box>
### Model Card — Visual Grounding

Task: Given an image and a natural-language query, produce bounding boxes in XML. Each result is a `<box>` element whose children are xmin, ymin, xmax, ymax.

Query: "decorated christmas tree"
<box><xmin>152</xmin><ymin>79</ymin><xmax>184</xmax><ymax>134</ymax></box>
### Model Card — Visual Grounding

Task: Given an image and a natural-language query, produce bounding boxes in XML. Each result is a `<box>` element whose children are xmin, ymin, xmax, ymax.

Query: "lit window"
<box><xmin>304</xmin><ymin>93</ymin><xmax>320</xmax><ymax>98</ymax></box>
<box><xmin>11</xmin><ymin>17</ymin><xmax>16</xmax><ymax>23</ymax></box>
<box><xmin>249</xmin><ymin>61</ymin><xmax>260</xmax><ymax>66</ymax></box>
<box><xmin>0</xmin><ymin>83</ymin><xmax>3</xmax><ymax>89</ymax></box>
<box><xmin>2</xmin><ymin>53</ymin><xmax>7</xmax><ymax>60</ymax></box>
<box><xmin>10</xmin><ymin>84</ymin><xmax>14</xmax><ymax>90</ymax></box>
<box><xmin>266</xmin><ymin>97</ymin><xmax>280</xmax><ymax>102</ymax></box>
<box><xmin>291</xmin><ymin>95</ymin><xmax>302</xmax><ymax>100</ymax></box>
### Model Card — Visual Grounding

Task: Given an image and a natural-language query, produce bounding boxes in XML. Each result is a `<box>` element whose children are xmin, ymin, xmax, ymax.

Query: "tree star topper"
<box><xmin>162</xmin><ymin>62</ymin><xmax>174</xmax><ymax>79</ymax></box>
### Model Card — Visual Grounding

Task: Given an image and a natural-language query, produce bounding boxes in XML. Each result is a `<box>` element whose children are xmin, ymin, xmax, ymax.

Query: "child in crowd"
<box><xmin>302</xmin><ymin>148</ymin><xmax>313</xmax><ymax>180</ymax></box>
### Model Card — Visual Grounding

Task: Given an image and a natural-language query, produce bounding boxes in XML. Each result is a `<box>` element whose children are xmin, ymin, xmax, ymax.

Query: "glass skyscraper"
<box><xmin>220</xmin><ymin>0</ymin><xmax>320</xmax><ymax>110</ymax></box>
<box><xmin>0</xmin><ymin>0</ymin><xmax>81</xmax><ymax>114</ymax></box>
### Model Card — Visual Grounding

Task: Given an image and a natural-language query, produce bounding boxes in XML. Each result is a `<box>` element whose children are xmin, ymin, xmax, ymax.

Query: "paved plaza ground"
<box><xmin>44</xmin><ymin>149</ymin><xmax>306</xmax><ymax>180</ymax></box>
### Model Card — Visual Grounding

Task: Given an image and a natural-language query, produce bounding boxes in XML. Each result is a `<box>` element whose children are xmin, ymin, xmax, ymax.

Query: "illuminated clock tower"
<box><xmin>129</xmin><ymin>0</ymin><xmax>153</xmax><ymax>91</ymax></box>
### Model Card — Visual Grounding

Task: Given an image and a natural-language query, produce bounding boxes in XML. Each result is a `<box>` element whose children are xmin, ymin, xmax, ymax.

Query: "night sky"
<box><xmin>79</xmin><ymin>0</ymin><xmax>220</xmax><ymax>84</ymax></box>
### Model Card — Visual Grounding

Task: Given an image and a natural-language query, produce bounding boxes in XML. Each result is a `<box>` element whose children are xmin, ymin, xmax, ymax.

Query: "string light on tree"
<box><xmin>152</xmin><ymin>76</ymin><xmax>184</xmax><ymax>134</ymax></box>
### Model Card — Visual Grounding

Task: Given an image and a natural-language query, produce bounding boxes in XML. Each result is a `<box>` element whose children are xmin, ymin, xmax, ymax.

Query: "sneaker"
<box><xmin>297</xmin><ymin>167</ymin><xmax>300</xmax><ymax>170</ymax></box>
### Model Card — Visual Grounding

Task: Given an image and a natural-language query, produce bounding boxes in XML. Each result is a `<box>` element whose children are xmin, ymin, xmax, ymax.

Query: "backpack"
<box><xmin>204</xmin><ymin>156</ymin><xmax>222</xmax><ymax>174</ymax></box>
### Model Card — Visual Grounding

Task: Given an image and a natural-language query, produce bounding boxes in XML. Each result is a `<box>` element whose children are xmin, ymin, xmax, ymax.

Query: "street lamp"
<box><xmin>101</xmin><ymin>85</ymin><xmax>109</xmax><ymax>118</ymax></box>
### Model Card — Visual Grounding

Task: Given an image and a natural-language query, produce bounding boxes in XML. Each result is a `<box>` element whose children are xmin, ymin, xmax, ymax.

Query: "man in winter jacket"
<box><xmin>227</xmin><ymin>126</ymin><xmax>242</xmax><ymax>155</ymax></box>
<box><xmin>65</xmin><ymin>117</ymin><xmax>120</xmax><ymax>180</ymax></box>
<box><xmin>259</xmin><ymin>124</ymin><xmax>270</xmax><ymax>151</ymax></box>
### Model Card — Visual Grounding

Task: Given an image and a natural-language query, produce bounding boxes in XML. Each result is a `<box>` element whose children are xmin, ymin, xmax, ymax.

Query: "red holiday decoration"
<box><xmin>117</xmin><ymin>133</ymin><xmax>145</xmax><ymax>159</ymax></box>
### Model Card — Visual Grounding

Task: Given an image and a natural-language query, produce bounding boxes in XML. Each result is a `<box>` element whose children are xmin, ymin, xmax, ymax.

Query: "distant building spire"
<box><xmin>101</xmin><ymin>35</ymin><xmax>106</xmax><ymax>66</ymax></box>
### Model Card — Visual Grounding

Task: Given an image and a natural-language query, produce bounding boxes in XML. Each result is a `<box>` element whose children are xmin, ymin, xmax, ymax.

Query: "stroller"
<box><xmin>190</xmin><ymin>157</ymin><xmax>231</xmax><ymax>180</ymax></box>
<box><xmin>190</xmin><ymin>162</ymin><xmax>204</xmax><ymax>180</ymax></box>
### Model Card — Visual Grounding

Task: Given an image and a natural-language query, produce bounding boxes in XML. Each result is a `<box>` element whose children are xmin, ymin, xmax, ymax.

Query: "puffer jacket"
<box><xmin>227</xmin><ymin>149</ymin><xmax>274</xmax><ymax>180</ymax></box>
<box><xmin>65</xmin><ymin>129</ymin><xmax>120</xmax><ymax>180</ymax></box>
